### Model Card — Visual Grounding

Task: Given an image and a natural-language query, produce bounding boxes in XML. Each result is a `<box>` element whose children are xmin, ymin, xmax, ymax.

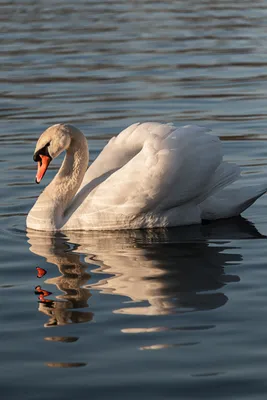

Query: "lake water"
<box><xmin>2</xmin><ymin>0</ymin><xmax>267</xmax><ymax>399</ymax></box>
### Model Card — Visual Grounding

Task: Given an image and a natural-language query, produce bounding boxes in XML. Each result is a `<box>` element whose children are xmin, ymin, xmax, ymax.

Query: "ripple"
<box><xmin>44</xmin><ymin>336</ymin><xmax>79</xmax><ymax>343</ymax></box>
<box><xmin>139</xmin><ymin>342</ymin><xmax>199</xmax><ymax>351</ymax></box>
<box><xmin>45</xmin><ymin>362</ymin><xmax>87</xmax><ymax>368</ymax></box>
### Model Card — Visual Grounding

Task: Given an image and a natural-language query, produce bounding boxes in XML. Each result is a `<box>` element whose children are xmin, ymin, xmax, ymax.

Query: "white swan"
<box><xmin>26</xmin><ymin>122</ymin><xmax>266</xmax><ymax>231</ymax></box>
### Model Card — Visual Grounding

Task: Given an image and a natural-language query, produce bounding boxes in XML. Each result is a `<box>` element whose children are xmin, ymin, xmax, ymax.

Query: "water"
<box><xmin>1</xmin><ymin>0</ymin><xmax>267</xmax><ymax>398</ymax></box>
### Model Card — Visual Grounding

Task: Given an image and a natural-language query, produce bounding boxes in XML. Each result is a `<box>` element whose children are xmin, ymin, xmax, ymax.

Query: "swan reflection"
<box><xmin>28</xmin><ymin>232</ymin><xmax>93</xmax><ymax>327</ymax></box>
<box><xmin>27</xmin><ymin>217</ymin><xmax>263</xmax><ymax>326</ymax></box>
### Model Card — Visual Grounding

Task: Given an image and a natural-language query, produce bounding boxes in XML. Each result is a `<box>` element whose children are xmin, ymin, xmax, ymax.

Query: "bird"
<box><xmin>26</xmin><ymin>122</ymin><xmax>267</xmax><ymax>231</ymax></box>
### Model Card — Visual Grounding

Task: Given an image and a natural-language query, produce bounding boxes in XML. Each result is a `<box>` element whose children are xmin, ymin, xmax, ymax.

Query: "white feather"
<box><xmin>27</xmin><ymin>122</ymin><xmax>267</xmax><ymax>231</ymax></box>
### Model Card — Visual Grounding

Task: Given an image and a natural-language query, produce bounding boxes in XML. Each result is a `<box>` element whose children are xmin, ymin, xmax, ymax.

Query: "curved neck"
<box><xmin>28</xmin><ymin>128</ymin><xmax>89</xmax><ymax>230</ymax></box>
<box><xmin>47</xmin><ymin>133</ymin><xmax>89</xmax><ymax>204</ymax></box>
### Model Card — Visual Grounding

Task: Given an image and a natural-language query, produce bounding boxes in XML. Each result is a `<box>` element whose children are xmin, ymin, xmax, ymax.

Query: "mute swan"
<box><xmin>26</xmin><ymin>122</ymin><xmax>266</xmax><ymax>231</ymax></box>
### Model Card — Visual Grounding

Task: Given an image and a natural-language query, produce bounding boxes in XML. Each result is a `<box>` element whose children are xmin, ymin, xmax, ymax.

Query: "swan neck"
<box><xmin>50</xmin><ymin>130</ymin><xmax>88</xmax><ymax>202</ymax></box>
<box><xmin>36</xmin><ymin>128</ymin><xmax>88</xmax><ymax>230</ymax></box>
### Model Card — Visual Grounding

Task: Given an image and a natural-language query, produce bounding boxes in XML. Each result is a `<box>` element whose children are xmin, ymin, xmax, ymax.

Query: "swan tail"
<box><xmin>200</xmin><ymin>183</ymin><xmax>267</xmax><ymax>220</ymax></box>
<box><xmin>197</xmin><ymin>161</ymin><xmax>240</xmax><ymax>203</ymax></box>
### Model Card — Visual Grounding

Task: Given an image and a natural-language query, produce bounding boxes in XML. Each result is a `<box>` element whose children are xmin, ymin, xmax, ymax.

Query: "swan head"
<box><xmin>33</xmin><ymin>124</ymin><xmax>72</xmax><ymax>184</ymax></box>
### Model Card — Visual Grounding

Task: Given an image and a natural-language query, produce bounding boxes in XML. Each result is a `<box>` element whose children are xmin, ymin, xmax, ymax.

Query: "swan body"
<box><xmin>27</xmin><ymin>122</ymin><xmax>266</xmax><ymax>231</ymax></box>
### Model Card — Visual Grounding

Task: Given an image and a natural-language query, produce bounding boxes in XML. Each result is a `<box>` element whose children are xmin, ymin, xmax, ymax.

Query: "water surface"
<box><xmin>1</xmin><ymin>0</ymin><xmax>267</xmax><ymax>399</ymax></box>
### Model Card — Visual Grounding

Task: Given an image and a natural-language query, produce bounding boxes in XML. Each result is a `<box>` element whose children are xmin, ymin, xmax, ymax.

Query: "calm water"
<box><xmin>2</xmin><ymin>0</ymin><xmax>267</xmax><ymax>399</ymax></box>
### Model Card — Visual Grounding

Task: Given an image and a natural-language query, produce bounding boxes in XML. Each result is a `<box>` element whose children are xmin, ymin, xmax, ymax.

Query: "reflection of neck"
<box><xmin>28</xmin><ymin>129</ymin><xmax>88</xmax><ymax>230</ymax></box>
<box><xmin>27</xmin><ymin>233</ymin><xmax>93</xmax><ymax>326</ymax></box>
<box><xmin>45</xmin><ymin>252</ymin><xmax>91</xmax><ymax>307</ymax></box>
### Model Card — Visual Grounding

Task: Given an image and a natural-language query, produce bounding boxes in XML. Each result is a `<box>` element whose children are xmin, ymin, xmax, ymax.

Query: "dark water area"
<box><xmin>2</xmin><ymin>0</ymin><xmax>267</xmax><ymax>399</ymax></box>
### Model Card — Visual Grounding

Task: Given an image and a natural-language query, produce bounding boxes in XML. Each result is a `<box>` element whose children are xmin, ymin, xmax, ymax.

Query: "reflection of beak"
<box><xmin>36</xmin><ymin>155</ymin><xmax>51</xmax><ymax>184</ymax></box>
<box><xmin>36</xmin><ymin>267</ymin><xmax>47</xmax><ymax>278</ymax></box>
<box><xmin>35</xmin><ymin>285</ymin><xmax>52</xmax><ymax>297</ymax></box>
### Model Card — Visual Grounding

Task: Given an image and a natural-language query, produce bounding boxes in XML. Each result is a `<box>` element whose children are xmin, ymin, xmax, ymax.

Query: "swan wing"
<box><xmin>80</xmin><ymin>122</ymin><xmax>177</xmax><ymax>186</ymax></box>
<box><xmin>69</xmin><ymin>122</ymin><xmax>179</xmax><ymax>215</ymax></box>
<box><xmin>83</xmin><ymin>124</ymin><xmax>239</xmax><ymax>215</ymax></box>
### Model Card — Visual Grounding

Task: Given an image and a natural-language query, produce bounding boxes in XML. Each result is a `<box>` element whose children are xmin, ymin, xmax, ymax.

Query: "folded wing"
<box><xmin>86</xmin><ymin>123</ymin><xmax>240</xmax><ymax>216</ymax></box>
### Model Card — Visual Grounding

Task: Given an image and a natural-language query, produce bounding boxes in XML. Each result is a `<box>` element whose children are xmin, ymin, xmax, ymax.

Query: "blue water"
<box><xmin>2</xmin><ymin>0</ymin><xmax>267</xmax><ymax>399</ymax></box>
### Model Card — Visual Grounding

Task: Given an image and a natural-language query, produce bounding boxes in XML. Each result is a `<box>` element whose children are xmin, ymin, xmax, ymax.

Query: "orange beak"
<box><xmin>36</xmin><ymin>154</ymin><xmax>51</xmax><ymax>184</ymax></box>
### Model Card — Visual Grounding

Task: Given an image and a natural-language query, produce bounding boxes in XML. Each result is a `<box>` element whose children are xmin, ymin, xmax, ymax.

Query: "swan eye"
<box><xmin>33</xmin><ymin>142</ymin><xmax>51</xmax><ymax>162</ymax></box>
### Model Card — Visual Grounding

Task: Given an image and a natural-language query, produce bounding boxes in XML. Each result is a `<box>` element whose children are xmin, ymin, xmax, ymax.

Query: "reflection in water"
<box><xmin>35</xmin><ymin>286</ymin><xmax>52</xmax><ymax>297</ymax></box>
<box><xmin>139</xmin><ymin>342</ymin><xmax>199</xmax><ymax>351</ymax></box>
<box><xmin>28</xmin><ymin>233</ymin><xmax>93</xmax><ymax>328</ymax></box>
<box><xmin>44</xmin><ymin>337</ymin><xmax>79</xmax><ymax>343</ymax></box>
<box><xmin>45</xmin><ymin>362</ymin><xmax>87</xmax><ymax>368</ymax></box>
<box><xmin>27</xmin><ymin>217</ymin><xmax>263</xmax><ymax>326</ymax></box>
<box><xmin>36</xmin><ymin>267</ymin><xmax>47</xmax><ymax>278</ymax></box>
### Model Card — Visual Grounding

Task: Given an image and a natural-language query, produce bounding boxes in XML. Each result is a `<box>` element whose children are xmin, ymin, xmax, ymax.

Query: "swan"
<box><xmin>26</xmin><ymin>122</ymin><xmax>267</xmax><ymax>231</ymax></box>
